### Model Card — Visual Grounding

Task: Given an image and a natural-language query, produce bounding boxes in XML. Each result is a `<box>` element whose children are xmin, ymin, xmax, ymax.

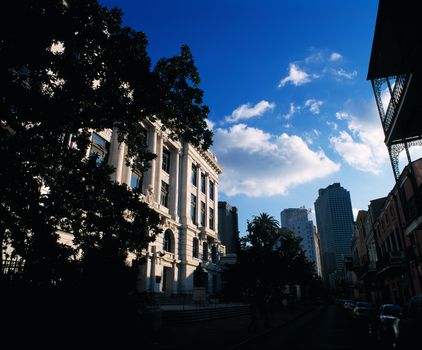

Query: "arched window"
<box><xmin>164</xmin><ymin>230</ymin><xmax>174</xmax><ymax>253</ymax></box>
<box><xmin>193</xmin><ymin>237</ymin><xmax>199</xmax><ymax>258</ymax></box>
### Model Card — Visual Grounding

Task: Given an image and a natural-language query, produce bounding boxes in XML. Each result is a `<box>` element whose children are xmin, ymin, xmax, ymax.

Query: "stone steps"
<box><xmin>151</xmin><ymin>294</ymin><xmax>192</xmax><ymax>305</ymax></box>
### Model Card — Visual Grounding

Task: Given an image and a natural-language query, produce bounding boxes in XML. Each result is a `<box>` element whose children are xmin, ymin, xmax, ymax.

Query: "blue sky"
<box><xmin>99</xmin><ymin>0</ymin><xmax>407</xmax><ymax>236</ymax></box>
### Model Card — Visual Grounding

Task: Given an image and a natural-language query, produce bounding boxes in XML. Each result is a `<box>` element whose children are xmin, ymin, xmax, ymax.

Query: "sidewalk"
<box><xmin>160</xmin><ymin>302</ymin><xmax>247</xmax><ymax>311</ymax></box>
<box><xmin>149</xmin><ymin>302</ymin><xmax>316</xmax><ymax>349</ymax></box>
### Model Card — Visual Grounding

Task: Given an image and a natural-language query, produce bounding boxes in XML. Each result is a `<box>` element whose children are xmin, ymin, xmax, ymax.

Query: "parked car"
<box><xmin>335</xmin><ymin>298</ymin><xmax>347</xmax><ymax>307</ymax></box>
<box><xmin>352</xmin><ymin>301</ymin><xmax>374</xmax><ymax>320</ymax></box>
<box><xmin>369</xmin><ymin>304</ymin><xmax>402</xmax><ymax>345</ymax></box>
<box><xmin>393</xmin><ymin>294</ymin><xmax>422</xmax><ymax>349</ymax></box>
<box><xmin>343</xmin><ymin>299</ymin><xmax>356</xmax><ymax>311</ymax></box>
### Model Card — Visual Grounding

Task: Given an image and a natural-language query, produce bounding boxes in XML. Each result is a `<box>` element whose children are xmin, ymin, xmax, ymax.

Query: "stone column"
<box><xmin>149</xmin><ymin>248</ymin><xmax>156</xmax><ymax>292</ymax></box>
<box><xmin>180</xmin><ymin>144</ymin><xmax>189</xmax><ymax>223</ymax></box>
<box><xmin>172</xmin><ymin>262</ymin><xmax>178</xmax><ymax>294</ymax></box>
<box><xmin>196</xmin><ymin>164</ymin><xmax>201</xmax><ymax>226</ymax></box>
<box><xmin>124</xmin><ymin>160</ymin><xmax>132</xmax><ymax>187</ymax></box>
<box><xmin>136</xmin><ymin>255</ymin><xmax>148</xmax><ymax>293</ymax></box>
<box><xmin>214</xmin><ymin>179</ymin><xmax>219</xmax><ymax>232</ymax></box>
<box><xmin>115</xmin><ymin>144</ymin><xmax>125</xmax><ymax>184</ymax></box>
<box><xmin>204</xmin><ymin>172</ymin><xmax>209</xmax><ymax>229</ymax></box>
<box><xmin>144</xmin><ymin>127</ymin><xmax>157</xmax><ymax>193</ymax></box>
<box><xmin>154</xmin><ymin>133</ymin><xmax>163</xmax><ymax>203</ymax></box>
<box><xmin>169</xmin><ymin>148</ymin><xmax>180</xmax><ymax>220</ymax></box>
<box><xmin>109</xmin><ymin>128</ymin><xmax>125</xmax><ymax>183</ymax></box>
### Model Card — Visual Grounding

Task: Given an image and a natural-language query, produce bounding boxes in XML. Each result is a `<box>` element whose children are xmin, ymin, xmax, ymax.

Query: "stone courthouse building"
<box><xmin>84</xmin><ymin>119</ymin><xmax>225</xmax><ymax>297</ymax></box>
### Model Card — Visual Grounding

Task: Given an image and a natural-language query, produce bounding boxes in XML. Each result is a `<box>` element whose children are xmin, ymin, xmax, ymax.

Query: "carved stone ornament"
<box><xmin>198</xmin><ymin>227</ymin><xmax>206</xmax><ymax>240</ymax></box>
<box><xmin>160</xmin><ymin>217</ymin><xmax>169</xmax><ymax>227</ymax></box>
<box><xmin>146</xmin><ymin>184</ymin><xmax>154</xmax><ymax>203</ymax></box>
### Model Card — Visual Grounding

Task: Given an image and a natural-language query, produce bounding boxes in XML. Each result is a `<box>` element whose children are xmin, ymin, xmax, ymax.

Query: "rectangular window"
<box><xmin>209</xmin><ymin>180</ymin><xmax>214</xmax><ymax>200</ymax></box>
<box><xmin>130</xmin><ymin>172</ymin><xmax>142</xmax><ymax>189</ymax></box>
<box><xmin>191</xmin><ymin>163</ymin><xmax>197</xmax><ymax>186</ymax></box>
<box><xmin>203</xmin><ymin>242</ymin><xmax>208</xmax><ymax>261</ymax></box>
<box><xmin>92</xmin><ymin>133</ymin><xmax>108</xmax><ymax>149</ymax></box>
<box><xmin>162</xmin><ymin>148</ymin><xmax>170</xmax><ymax>173</ymax></box>
<box><xmin>90</xmin><ymin>133</ymin><xmax>110</xmax><ymax>165</ymax></box>
<box><xmin>160</xmin><ymin>181</ymin><xmax>169</xmax><ymax>208</ymax></box>
<box><xmin>201</xmin><ymin>201</ymin><xmax>206</xmax><ymax>226</ymax></box>
<box><xmin>191</xmin><ymin>194</ymin><xmax>197</xmax><ymax>224</ymax></box>
<box><xmin>193</xmin><ymin>238</ymin><xmax>199</xmax><ymax>258</ymax></box>
<box><xmin>201</xmin><ymin>173</ymin><xmax>206</xmax><ymax>193</ymax></box>
<box><xmin>209</xmin><ymin>207</ymin><xmax>214</xmax><ymax>230</ymax></box>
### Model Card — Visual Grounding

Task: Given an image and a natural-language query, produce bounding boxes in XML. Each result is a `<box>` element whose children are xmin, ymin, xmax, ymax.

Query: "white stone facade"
<box><xmin>93</xmin><ymin>121</ymin><xmax>224</xmax><ymax>296</ymax></box>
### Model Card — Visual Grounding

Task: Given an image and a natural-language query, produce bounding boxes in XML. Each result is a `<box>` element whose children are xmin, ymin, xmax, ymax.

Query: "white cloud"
<box><xmin>330</xmin><ymin>52</ymin><xmax>342</xmax><ymax>61</ymax></box>
<box><xmin>303</xmin><ymin>129</ymin><xmax>321</xmax><ymax>145</ymax></box>
<box><xmin>225</xmin><ymin>100</ymin><xmax>275</xmax><ymax>123</ymax></box>
<box><xmin>326</xmin><ymin>121</ymin><xmax>338</xmax><ymax>130</ymax></box>
<box><xmin>352</xmin><ymin>208</ymin><xmax>359</xmax><ymax>220</ymax></box>
<box><xmin>304</xmin><ymin>51</ymin><xmax>325</xmax><ymax>64</ymax></box>
<box><xmin>282</xmin><ymin>103</ymin><xmax>300</xmax><ymax>120</ymax></box>
<box><xmin>304</xmin><ymin>99</ymin><xmax>323</xmax><ymax>114</ymax></box>
<box><xmin>282</xmin><ymin>123</ymin><xmax>292</xmax><ymax>129</ymax></box>
<box><xmin>281</xmin><ymin>99</ymin><xmax>323</xmax><ymax>120</ymax></box>
<box><xmin>278</xmin><ymin>64</ymin><xmax>314</xmax><ymax>87</ymax></box>
<box><xmin>335</xmin><ymin>111</ymin><xmax>350</xmax><ymax>120</ymax></box>
<box><xmin>333</xmin><ymin>68</ymin><xmax>357</xmax><ymax>80</ymax></box>
<box><xmin>206</xmin><ymin>119</ymin><xmax>215</xmax><ymax>130</ymax></box>
<box><xmin>398</xmin><ymin>146</ymin><xmax>422</xmax><ymax>173</ymax></box>
<box><xmin>330</xmin><ymin>104</ymin><xmax>389</xmax><ymax>174</ymax></box>
<box><xmin>279</xmin><ymin>49</ymin><xmax>356</xmax><ymax>86</ymax></box>
<box><xmin>213</xmin><ymin>124</ymin><xmax>340</xmax><ymax>197</ymax></box>
<box><xmin>330</xmin><ymin>131</ymin><xmax>380</xmax><ymax>173</ymax></box>
<box><xmin>381</xmin><ymin>88</ymin><xmax>391</xmax><ymax>112</ymax></box>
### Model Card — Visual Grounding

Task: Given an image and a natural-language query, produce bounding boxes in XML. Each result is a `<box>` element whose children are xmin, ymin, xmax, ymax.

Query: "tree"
<box><xmin>224</xmin><ymin>213</ymin><xmax>316</xmax><ymax>301</ymax></box>
<box><xmin>242</xmin><ymin>212</ymin><xmax>280</xmax><ymax>250</ymax></box>
<box><xmin>1</xmin><ymin>0</ymin><xmax>212</xmax><ymax>286</ymax></box>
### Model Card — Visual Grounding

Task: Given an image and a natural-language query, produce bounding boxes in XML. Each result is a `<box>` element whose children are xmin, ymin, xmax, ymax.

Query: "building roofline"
<box><xmin>367</xmin><ymin>0</ymin><xmax>421</xmax><ymax>80</ymax></box>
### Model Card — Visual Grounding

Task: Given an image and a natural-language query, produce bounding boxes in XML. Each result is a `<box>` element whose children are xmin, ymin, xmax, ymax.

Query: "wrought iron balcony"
<box><xmin>376</xmin><ymin>251</ymin><xmax>406</xmax><ymax>273</ymax></box>
<box><xmin>371</xmin><ymin>74</ymin><xmax>410</xmax><ymax>137</ymax></box>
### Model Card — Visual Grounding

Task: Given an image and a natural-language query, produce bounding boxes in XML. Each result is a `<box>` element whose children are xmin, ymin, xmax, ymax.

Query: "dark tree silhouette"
<box><xmin>2</xmin><ymin>0</ymin><xmax>214</xmax><ymax>347</ymax></box>
<box><xmin>1</xmin><ymin>0</ymin><xmax>212</xmax><ymax>286</ymax></box>
<box><xmin>223</xmin><ymin>213</ymin><xmax>317</xmax><ymax>301</ymax></box>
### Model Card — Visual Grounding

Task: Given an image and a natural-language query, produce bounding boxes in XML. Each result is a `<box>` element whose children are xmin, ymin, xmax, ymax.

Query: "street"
<box><xmin>236</xmin><ymin>303</ymin><xmax>380</xmax><ymax>349</ymax></box>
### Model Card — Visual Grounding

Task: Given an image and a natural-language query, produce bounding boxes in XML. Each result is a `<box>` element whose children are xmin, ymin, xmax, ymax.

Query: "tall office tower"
<box><xmin>218</xmin><ymin>201</ymin><xmax>239</xmax><ymax>260</ymax></box>
<box><xmin>314</xmin><ymin>183</ymin><xmax>354</xmax><ymax>289</ymax></box>
<box><xmin>313</xmin><ymin>226</ymin><xmax>323</xmax><ymax>278</ymax></box>
<box><xmin>280</xmin><ymin>208</ymin><xmax>317</xmax><ymax>268</ymax></box>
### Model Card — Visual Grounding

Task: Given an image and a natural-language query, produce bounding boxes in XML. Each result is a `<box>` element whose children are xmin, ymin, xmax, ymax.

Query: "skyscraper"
<box><xmin>314</xmin><ymin>183</ymin><xmax>354</xmax><ymax>289</ymax></box>
<box><xmin>280</xmin><ymin>208</ymin><xmax>317</xmax><ymax>268</ymax></box>
<box><xmin>218</xmin><ymin>201</ymin><xmax>239</xmax><ymax>259</ymax></box>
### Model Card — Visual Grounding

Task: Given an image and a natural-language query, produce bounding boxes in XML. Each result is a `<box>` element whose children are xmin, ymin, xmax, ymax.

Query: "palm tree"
<box><xmin>245</xmin><ymin>213</ymin><xmax>280</xmax><ymax>249</ymax></box>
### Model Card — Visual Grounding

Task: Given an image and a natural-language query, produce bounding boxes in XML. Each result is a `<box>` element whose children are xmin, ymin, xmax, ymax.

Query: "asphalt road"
<box><xmin>238</xmin><ymin>303</ymin><xmax>381</xmax><ymax>349</ymax></box>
